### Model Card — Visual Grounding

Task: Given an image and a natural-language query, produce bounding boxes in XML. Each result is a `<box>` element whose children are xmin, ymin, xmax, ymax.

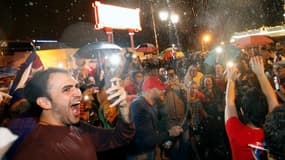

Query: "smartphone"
<box><xmin>108</xmin><ymin>78</ymin><xmax>121</xmax><ymax>105</ymax></box>
<box><xmin>273</xmin><ymin>76</ymin><xmax>280</xmax><ymax>91</ymax></box>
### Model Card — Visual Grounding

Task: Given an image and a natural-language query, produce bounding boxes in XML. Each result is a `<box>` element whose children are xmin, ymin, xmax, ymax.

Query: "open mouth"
<box><xmin>71</xmin><ymin>102</ymin><xmax>81</xmax><ymax>116</ymax></box>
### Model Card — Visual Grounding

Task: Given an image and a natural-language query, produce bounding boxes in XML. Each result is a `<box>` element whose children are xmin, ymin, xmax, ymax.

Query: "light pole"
<box><xmin>159</xmin><ymin>10</ymin><xmax>180</xmax><ymax>49</ymax></box>
<box><xmin>150</xmin><ymin>3</ymin><xmax>160</xmax><ymax>55</ymax></box>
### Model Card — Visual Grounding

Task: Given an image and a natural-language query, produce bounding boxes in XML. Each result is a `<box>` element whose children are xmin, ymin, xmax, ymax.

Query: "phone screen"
<box><xmin>273</xmin><ymin>76</ymin><xmax>280</xmax><ymax>91</ymax></box>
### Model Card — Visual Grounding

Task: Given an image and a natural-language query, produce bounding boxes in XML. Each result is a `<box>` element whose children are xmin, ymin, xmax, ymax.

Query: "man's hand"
<box><xmin>168</xmin><ymin>126</ymin><xmax>183</xmax><ymax>137</ymax></box>
<box><xmin>106</xmin><ymin>78</ymin><xmax>127</xmax><ymax>108</ymax></box>
<box><xmin>0</xmin><ymin>91</ymin><xmax>12</xmax><ymax>106</ymax></box>
<box><xmin>106</xmin><ymin>77</ymin><xmax>131</xmax><ymax>123</ymax></box>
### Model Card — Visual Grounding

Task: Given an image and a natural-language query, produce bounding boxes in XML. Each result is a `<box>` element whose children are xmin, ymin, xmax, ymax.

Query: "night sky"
<box><xmin>0</xmin><ymin>0</ymin><xmax>284</xmax><ymax>50</ymax></box>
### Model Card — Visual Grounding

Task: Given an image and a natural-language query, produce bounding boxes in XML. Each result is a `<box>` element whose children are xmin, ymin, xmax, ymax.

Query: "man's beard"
<box><xmin>153</xmin><ymin>96</ymin><xmax>163</xmax><ymax>106</ymax></box>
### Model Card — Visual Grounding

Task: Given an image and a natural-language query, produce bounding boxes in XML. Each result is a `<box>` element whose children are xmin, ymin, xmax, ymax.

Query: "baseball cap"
<box><xmin>141</xmin><ymin>76</ymin><xmax>168</xmax><ymax>91</ymax></box>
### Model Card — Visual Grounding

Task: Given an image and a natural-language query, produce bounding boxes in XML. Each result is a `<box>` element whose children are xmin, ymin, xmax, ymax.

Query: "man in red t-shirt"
<box><xmin>225</xmin><ymin>56</ymin><xmax>279</xmax><ymax>160</ymax></box>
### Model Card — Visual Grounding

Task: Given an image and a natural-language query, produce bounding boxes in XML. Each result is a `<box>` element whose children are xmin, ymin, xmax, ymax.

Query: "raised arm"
<box><xmin>106</xmin><ymin>77</ymin><xmax>131</xmax><ymax>123</ymax></box>
<box><xmin>250</xmin><ymin>56</ymin><xmax>279</xmax><ymax>112</ymax></box>
<box><xmin>225</xmin><ymin>65</ymin><xmax>239</xmax><ymax>122</ymax></box>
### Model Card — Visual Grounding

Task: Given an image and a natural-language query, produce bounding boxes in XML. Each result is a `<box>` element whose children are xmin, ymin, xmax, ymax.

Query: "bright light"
<box><xmin>170</xmin><ymin>13</ymin><xmax>179</xmax><ymax>24</ymax></box>
<box><xmin>93</xmin><ymin>1</ymin><xmax>141</xmax><ymax>30</ymax></box>
<box><xmin>109</xmin><ymin>54</ymin><xmax>121</xmax><ymax>66</ymax></box>
<box><xmin>283</xmin><ymin>13</ymin><xmax>285</xmax><ymax>17</ymax></box>
<box><xmin>159</xmin><ymin>11</ymin><xmax>169</xmax><ymax>21</ymax></box>
<box><xmin>227</xmin><ymin>61</ymin><xmax>234</xmax><ymax>68</ymax></box>
<box><xmin>203</xmin><ymin>35</ymin><xmax>210</xmax><ymax>42</ymax></box>
<box><xmin>132</xmin><ymin>54</ymin><xmax>137</xmax><ymax>59</ymax></box>
<box><xmin>232</xmin><ymin>28</ymin><xmax>285</xmax><ymax>39</ymax></box>
<box><xmin>84</xmin><ymin>95</ymin><xmax>89</xmax><ymax>101</ymax></box>
<box><xmin>33</xmin><ymin>40</ymin><xmax>58</xmax><ymax>43</ymax></box>
<box><xmin>215</xmin><ymin>46</ymin><xmax>223</xmax><ymax>54</ymax></box>
<box><xmin>57</xmin><ymin>63</ymin><xmax>64</xmax><ymax>68</ymax></box>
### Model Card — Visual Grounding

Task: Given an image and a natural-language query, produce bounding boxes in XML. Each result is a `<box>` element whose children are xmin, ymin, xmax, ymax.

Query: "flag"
<box><xmin>9</xmin><ymin>49</ymin><xmax>42</xmax><ymax>95</ymax></box>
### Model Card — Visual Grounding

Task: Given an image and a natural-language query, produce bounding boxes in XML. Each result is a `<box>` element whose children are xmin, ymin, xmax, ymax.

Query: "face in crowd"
<box><xmin>276</xmin><ymin>66</ymin><xmax>285</xmax><ymax>80</ymax></box>
<box><xmin>159</xmin><ymin>68</ymin><xmax>166</xmax><ymax>76</ymax></box>
<box><xmin>134</xmin><ymin>72</ymin><xmax>144</xmax><ymax>84</ymax></box>
<box><xmin>45</xmin><ymin>72</ymin><xmax>82</xmax><ymax>125</ymax></box>
<box><xmin>189</xmin><ymin>83</ymin><xmax>199</xmax><ymax>97</ymax></box>
<box><xmin>189</xmin><ymin>65</ymin><xmax>198</xmax><ymax>77</ymax></box>
<box><xmin>215</xmin><ymin>64</ymin><xmax>224</xmax><ymax>77</ymax></box>
<box><xmin>151</xmin><ymin>88</ymin><xmax>165</xmax><ymax>102</ymax></box>
<box><xmin>203</xmin><ymin>76</ymin><xmax>214</xmax><ymax>89</ymax></box>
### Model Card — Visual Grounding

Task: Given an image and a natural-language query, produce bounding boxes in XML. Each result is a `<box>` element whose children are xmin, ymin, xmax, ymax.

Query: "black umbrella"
<box><xmin>73</xmin><ymin>41</ymin><xmax>122</xmax><ymax>89</ymax></box>
<box><xmin>73</xmin><ymin>41</ymin><xmax>122</xmax><ymax>59</ymax></box>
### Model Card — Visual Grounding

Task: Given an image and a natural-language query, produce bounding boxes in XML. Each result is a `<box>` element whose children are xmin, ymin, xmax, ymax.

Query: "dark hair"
<box><xmin>199</xmin><ymin>74</ymin><xmax>217</xmax><ymax>90</ymax></box>
<box><xmin>24</xmin><ymin>68</ymin><xmax>68</xmax><ymax>105</ymax></box>
<box><xmin>264</xmin><ymin>105</ymin><xmax>285</xmax><ymax>159</ymax></box>
<box><xmin>239</xmin><ymin>87</ymin><xmax>268</xmax><ymax>128</ymax></box>
<box><xmin>131</xmin><ymin>70</ymin><xmax>143</xmax><ymax>79</ymax></box>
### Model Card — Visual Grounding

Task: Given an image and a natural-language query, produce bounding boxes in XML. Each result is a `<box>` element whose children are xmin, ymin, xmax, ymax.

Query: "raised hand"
<box><xmin>250</xmin><ymin>56</ymin><xmax>264</xmax><ymax>76</ymax></box>
<box><xmin>106</xmin><ymin>77</ymin><xmax>131</xmax><ymax>123</ymax></box>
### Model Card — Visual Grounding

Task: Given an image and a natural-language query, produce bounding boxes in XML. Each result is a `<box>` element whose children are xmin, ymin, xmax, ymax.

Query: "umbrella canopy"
<box><xmin>135</xmin><ymin>43</ymin><xmax>157</xmax><ymax>53</ymax></box>
<box><xmin>205</xmin><ymin>45</ymin><xmax>241</xmax><ymax>66</ymax></box>
<box><xmin>235</xmin><ymin>35</ymin><xmax>274</xmax><ymax>49</ymax></box>
<box><xmin>160</xmin><ymin>47</ymin><xmax>185</xmax><ymax>59</ymax></box>
<box><xmin>73</xmin><ymin>41</ymin><xmax>122</xmax><ymax>59</ymax></box>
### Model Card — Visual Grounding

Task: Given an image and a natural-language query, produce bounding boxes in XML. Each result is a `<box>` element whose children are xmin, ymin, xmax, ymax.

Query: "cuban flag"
<box><xmin>9</xmin><ymin>48</ymin><xmax>44</xmax><ymax>95</ymax></box>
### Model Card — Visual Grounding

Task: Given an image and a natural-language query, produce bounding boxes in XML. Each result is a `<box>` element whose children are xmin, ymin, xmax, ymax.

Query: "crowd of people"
<box><xmin>0</xmin><ymin>43</ymin><xmax>285</xmax><ymax>160</ymax></box>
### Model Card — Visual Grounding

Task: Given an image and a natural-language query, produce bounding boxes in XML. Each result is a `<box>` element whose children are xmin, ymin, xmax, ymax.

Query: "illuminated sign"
<box><xmin>92</xmin><ymin>1</ymin><xmax>141</xmax><ymax>31</ymax></box>
<box><xmin>230</xmin><ymin>25</ymin><xmax>285</xmax><ymax>43</ymax></box>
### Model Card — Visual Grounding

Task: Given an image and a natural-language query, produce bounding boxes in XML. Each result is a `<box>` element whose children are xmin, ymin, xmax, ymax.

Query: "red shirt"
<box><xmin>225</xmin><ymin>117</ymin><xmax>264</xmax><ymax>160</ymax></box>
<box><xmin>13</xmin><ymin>121</ymin><xmax>135</xmax><ymax>160</ymax></box>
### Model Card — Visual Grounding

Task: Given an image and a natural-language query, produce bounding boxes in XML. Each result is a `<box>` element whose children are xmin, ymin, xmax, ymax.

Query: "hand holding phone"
<box><xmin>106</xmin><ymin>78</ymin><xmax>127</xmax><ymax>107</ymax></box>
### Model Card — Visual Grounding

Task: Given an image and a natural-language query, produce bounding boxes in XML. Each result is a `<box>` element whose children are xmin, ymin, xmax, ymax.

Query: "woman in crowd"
<box><xmin>225</xmin><ymin>56</ymin><xmax>279</xmax><ymax>160</ymax></box>
<box><xmin>186</xmin><ymin>81</ymin><xmax>208</xmax><ymax>160</ymax></box>
<box><xmin>200</xmin><ymin>74</ymin><xmax>230</xmax><ymax>159</ymax></box>
<box><xmin>184</xmin><ymin>64</ymin><xmax>204</xmax><ymax>88</ymax></box>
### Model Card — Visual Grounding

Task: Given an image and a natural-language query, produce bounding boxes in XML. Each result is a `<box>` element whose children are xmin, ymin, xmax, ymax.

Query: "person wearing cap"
<box><xmin>127</xmin><ymin>76</ymin><xmax>183</xmax><ymax>160</ymax></box>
